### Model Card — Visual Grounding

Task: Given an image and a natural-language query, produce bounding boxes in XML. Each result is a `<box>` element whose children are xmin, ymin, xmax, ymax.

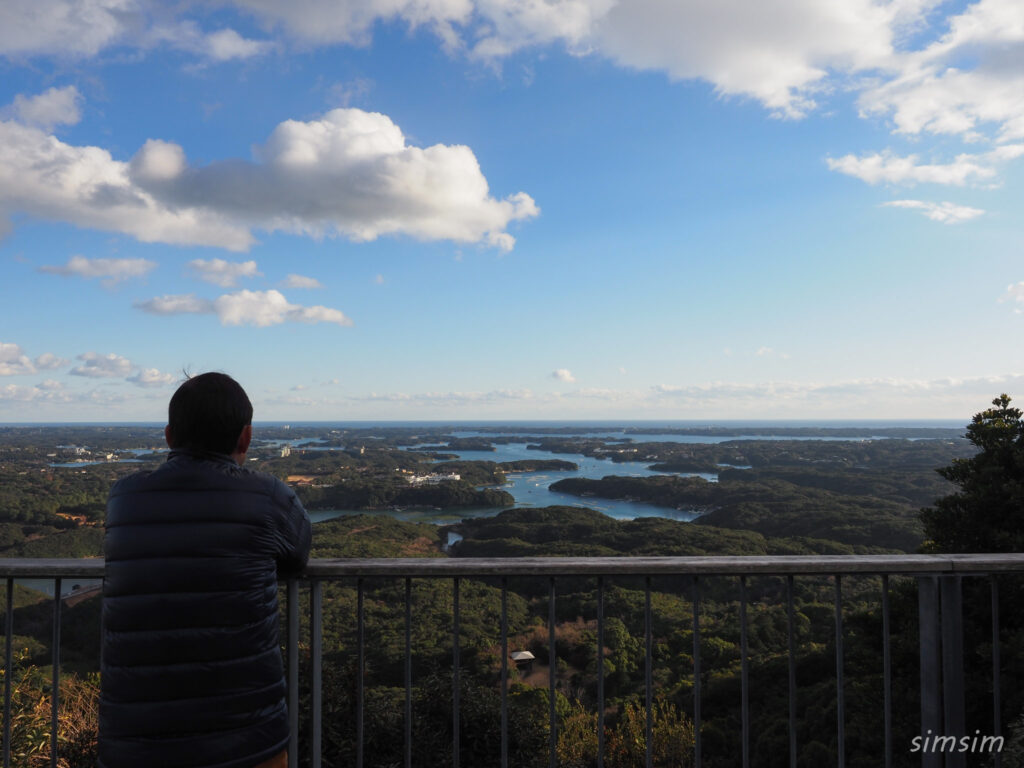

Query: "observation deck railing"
<box><xmin>3</xmin><ymin>554</ymin><xmax>1024</xmax><ymax>768</ymax></box>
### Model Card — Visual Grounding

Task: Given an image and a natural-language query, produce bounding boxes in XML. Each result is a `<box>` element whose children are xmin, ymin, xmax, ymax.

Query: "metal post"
<box><xmin>992</xmin><ymin>576</ymin><xmax>1002</xmax><ymax>768</ymax></box>
<box><xmin>50</xmin><ymin>578</ymin><xmax>61</xmax><ymax>768</ymax></box>
<box><xmin>287</xmin><ymin>579</ymin><xmax>299</xmax><ymax>768</ymax></box>
<box><xmin>835</xmin><ymin>575</ymin><xmax>845</xmax><ymax>768</ymax></box>
<box><xmin>882</xmin><ymin>575</ymin><xmax>892</xmax><ymax>768</ymax></box>
<box><xmin>310</xmin><ymin>579</ymin><xmax>322</xmax><ymax>768</ymax></box>
<box><xmin>941</xmin><ymin>575</ymin><xmax>965</xmax><ymax>768</ymax></box>
<box><xmin>4</xmin><ymin>578</ymin><xmax>12</xmax><ymax>768</ymax></box>
<box><xmin>549</xmin><ymin>577</ymin><xmax>557</xmax><ymax>768</ymax></box>
<box><xmin>693</xmin><ymin>575</ymin><xmax>702</xmax><ymax>768</ymax></box>
<box><xmin>740</xmin><ymin>575</ymin><xmax>749</xmax><ymax>768</ymax></box>
<box><xmin>918</xmin><ymin>576</ymin><xmax>941</xmax><ymax>768</ymax></box>
<box><xmin>501</xmin><ymin>578</ymin><xmax>508</xmax><ymax>768</ymax></box>
<box><xmin>405</xmin><ymin>578</ymin><xmax>412</xmax><ymax>768</ymax></box>
<box><xmin>645</xmin><ymin>576</ymin><xmax>653</xmax><ymax>768</ymax></box>
<box><xmin>597</xmin><ymin>576</ymin><xmax>605</xmax><ymax>768</ymax></box>
<box><xmin>787</xmin><ymin>575</ymin><xmax>796</xmax><ymax>768</ymax></box>
<box><xmin>357</xmin><ymin>578</ymin><xmax>365</xmax><ymax>768</ymax></box>
<box><xmin>453</xmin><ymin>577</ymin><xmax>460</xmax><ymax>768</ymax></box>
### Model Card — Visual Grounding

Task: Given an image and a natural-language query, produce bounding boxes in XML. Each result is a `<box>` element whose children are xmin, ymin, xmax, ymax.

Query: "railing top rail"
<box><xmin>1</xmin><ymin>553</ymin><xmax>1024</xmax><ymax>579</ymax></box>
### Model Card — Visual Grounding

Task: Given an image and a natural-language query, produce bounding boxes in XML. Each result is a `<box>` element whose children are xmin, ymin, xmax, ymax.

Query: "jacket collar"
<box><xmin>167</xmin><ymin>448</ymin><xmax>239</xmax><ymax>466</ymax></box>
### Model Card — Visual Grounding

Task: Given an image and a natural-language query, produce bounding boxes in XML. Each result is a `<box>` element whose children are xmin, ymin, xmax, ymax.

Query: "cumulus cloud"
<box><xmin>70</xmin><ymin>352</ymin><xmax>133</xmax><ymax>378</ymax></box>
<box><xmin>129</xmin><ymin>108</ymin><xmax>538</xmax><ymax>250</ymax></box>
<box><xmin>39</xmin><ymin>255</ymin><xmax>157</xmax><ymax>285</ymax></box>
<box><xmin>0</xmin><ymin>0</ymin><xmax>135</xmax><ymax>58</ymax></box>
<box><xmin>188</xmin><ymin>258</ymin><xmax>261</xmax><ymax>287</ymax></box>
<box><xmin>6</xmin><ymin>86</ymin><xmax>81</xmax><ymax>130</ymax></box>
<box><xmin>552</xmin><ymin>368</ymin><xmax>575</xmax><ymax>383</ymax></box>
<box><xmin>883</xmin><ymin>199</ymin><xmax>985</xmax><ymax>223</ymax></box>
<box><xmin>0</xmin><ymin>98</ymin><xmax>535</xmax><ymax>252</ymax></box>
<box><xmin>0</xmin><ymin>343</ymin><xmax>36</xmax><ymax>376</ymax></box>
<box><xmin>858</xmin><ymin>0</ymin><xmax>1024</xmax><ymax>142</ymax></box>
<box><xmin>282</xmin><ymin>274</ymin><xmax>323</xmax><ymax>289</ymax></box>
<box><xmin>0</xmin><ymin>119</ymin><xmax>254</xmax><ymax>251</ymax></box>
<box><xmin>135</xmin><ymin>289</ymin><xmax>352</xmax><ymax>327</ymax></box>
<box><xmin>127</xmin><ymin>368</ymin><xmax>176</xmax><ymax>387</ymax></box>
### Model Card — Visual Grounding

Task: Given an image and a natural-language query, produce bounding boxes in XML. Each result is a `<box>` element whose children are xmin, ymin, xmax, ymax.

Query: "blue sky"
<box><xmin>1</xmin><ymin>0</ymin><xmax>1022</xmax><ymax>421</ymax></box>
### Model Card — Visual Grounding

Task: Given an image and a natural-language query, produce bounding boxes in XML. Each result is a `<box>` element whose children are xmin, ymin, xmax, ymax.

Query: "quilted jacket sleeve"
<box><xmin>270</xmin><ymin>478</ymin><xmax>312</xmax><ymax>577</ymax></box>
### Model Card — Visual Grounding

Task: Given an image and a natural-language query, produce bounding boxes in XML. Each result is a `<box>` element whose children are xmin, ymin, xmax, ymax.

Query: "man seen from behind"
<box><xmin>99</xmin><ymin>372</ymin><xmax>312</xmax><ymax>768</ymax></box>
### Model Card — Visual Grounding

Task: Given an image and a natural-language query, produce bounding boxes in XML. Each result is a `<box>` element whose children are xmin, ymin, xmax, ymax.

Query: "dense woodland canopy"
<box><xmin>1</xmin><ymin>413</ymin><xmax>1022</xmax><ymax>766</ymax></box>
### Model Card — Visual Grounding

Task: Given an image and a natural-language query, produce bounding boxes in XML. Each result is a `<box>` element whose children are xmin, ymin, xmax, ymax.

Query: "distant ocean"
<box><xmin>2</xmin><ymin>419</ymin><xmax>968</xmax><ymax>428</ymax></box>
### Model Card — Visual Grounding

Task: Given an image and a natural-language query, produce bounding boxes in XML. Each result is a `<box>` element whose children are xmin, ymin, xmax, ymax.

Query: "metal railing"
<box><xmin>3</xmin><ymin>554</ymin><xmax>1024</xmax><ymax>768</ymax></box>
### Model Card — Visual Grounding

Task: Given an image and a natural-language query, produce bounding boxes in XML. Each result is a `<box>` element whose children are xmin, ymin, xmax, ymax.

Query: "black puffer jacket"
<box><xmin>99</xmin><ymin>449</ymin><xmax>312</xmax><ymax>768</ymax></box>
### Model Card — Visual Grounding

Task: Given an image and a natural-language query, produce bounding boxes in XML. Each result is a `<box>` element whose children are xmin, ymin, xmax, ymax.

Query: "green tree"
<box><xmin>920</xmin><ymin>394</ymin><xmax>1024</xmax><ymax>553</ymax></box>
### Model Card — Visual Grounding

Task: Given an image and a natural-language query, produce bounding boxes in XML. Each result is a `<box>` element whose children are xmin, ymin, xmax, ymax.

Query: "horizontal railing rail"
<box><xmin>3</xmin><ymin>554</ymin><xmax>1024</xmax><ymax>768</ymax></box>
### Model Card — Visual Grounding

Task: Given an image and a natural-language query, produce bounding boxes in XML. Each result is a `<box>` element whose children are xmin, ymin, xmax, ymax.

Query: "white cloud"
<box><xmin>374</xmin><ymin>273</ymin><xmax>385</xmax><ymax>285</ymax></box>
<box><xmin>825</xmin><ymin>150</ymin><xmax>1004</xmax><ymax>186</ymax></box>
<box><xmin>70</xmin><ymin>352</ymin><xmax>134</xmax><ymax>378</ymax></box>
<box><xmin>188</xmin><ymin>258</ymin><xmax>261</xmax><ymax>287</ymax></box>
<box><xmin>282</xmin><ymin>274</ymin><xmax>323</xmax><ymax>289</ymax></box>
<box><xmin>0</xmin><ymin>0</ymin><xmax>135</xmax><ymax>58</ymax></box>
<box><xmin>883</xmin><ymin>199</ymin><xmax>985</xmax><ymax>223</ymax></box>
<box><xmin>7</xmin><ymin>86</ymin><xmax>81</xmax><ymax>130</ymax></box>
<box><xmin>0</xmin><ymin>343</ymin><xmax>35</xmax><ymax>376</ymax></box>
<box><xmin>552</xmin><ymin>368</ymin><xmax>575</xmax><ymax>383</ymax></box>
<box><xmin>147</xmin><ymin>22</ymin><xmax>274</xmax><ymax>62</ymax></box>
<box><xmin>756</xmin><ymin>346</ymin><xmax>774</xmax><ymax>357</ymax></box>
<box><xmin>135</xmin><ymin>289</ymin><xmax>352</xmax><ymax>327</ymax></box>
<box><xmin>130</xmin><ymin>108</ymin><xmax>538</xmax><ymax>250</ymax></box>
<box><xmin>0</xmin><ymin>119</ymin><xmax>254</xmax><ymax>251</ymax></box>
<box><xmin>0</xmin><ymin>381</ymin><xmax>70</xmax><ymax>403</ymax></box>
<box><xmin>999</xmin><ymin>282</ymin><xmax>1024</xmax><ymax>312</ymax></box>
<box><xmin>39</xmin><ymin>255</ymin><xmax>157</xmax><ymax>285</ymax></box>
<box><xmin>858</xmin><ymin>0</ymin><xmax>1024</xmax><ymax>142</ymax></box>
<box><xmin>127</xmin><ymin>368</ymin><xmax>176</xmax><ymax>387</ymax></box>
<box><xmin>34</xmin><ymin>353</ymin><xmax>69</xmax><ymax>370</ymax></box>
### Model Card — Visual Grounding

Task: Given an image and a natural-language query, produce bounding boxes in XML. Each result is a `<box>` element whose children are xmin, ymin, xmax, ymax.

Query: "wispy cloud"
<box><xmin>188</xmin><ymin>258</ymin><xmax>261</xmax><ymax>287</ymax></box>
<box><xmin>282</xmin><ymin>274</ymin><xmax>323</xmax><ymax>289</ymax></box>
<box><xmin>70</xmin><ymin>352</ymin><xmax>134</xmax><ymax>378</ymax></box>
<box><xmin>999</xmin><ymin>282</ymin><xmax>1024</xmax><ymax>313</ymax></box>
<box><xmin>5</xmin><ymin>85</ymin><xmax>81</xmax><ymax>130</ymax></box>
<box><xmin>883</xmin><ymin>200</ymin><xmax>984</xmax><ymax>224</ymax></box>
<box><xmin>135</xmin><ymin>290</ymin><xmax>352</xmax><ymax>327</ymax></box>
<box><xmin>39</xmin><ymin>255</ymin><xmax>157</xmax><ymax>286</ymax></box>
<box><xmin>552</xmin><ymin>368</ymin><xmax>576</xmax><ymax>383</ymax></box>
<box><xmin>127</xmin><ymin>368</ymin><xmax>176</xmax><ymax>387</ymax></box>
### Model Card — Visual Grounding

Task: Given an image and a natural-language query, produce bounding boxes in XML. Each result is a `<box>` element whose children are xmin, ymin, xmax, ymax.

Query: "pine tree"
<box><xmin>921</xmin><ymin>394</ymin><xmax>1024</xmax><ymax>553</ymax></box>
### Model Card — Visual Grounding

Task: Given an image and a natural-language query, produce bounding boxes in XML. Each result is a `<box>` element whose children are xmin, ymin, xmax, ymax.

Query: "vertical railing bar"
<box><xmin>310</xmin><ymin>579</ymin><xmax>323</xmax><ymax>768</ymax></box>
<box><xmin>740</xmin><ymin>575</ymin><xmax>749</xmax><ymax>768</ymax></box>
<box><xmin>453</xmin><ymin>577</ymin><xmax>460</xmax><ymax>768</ymax></box>
<box><xmin>548</xmin><ymin>576</ymin><xmax>556</xmax><ymax>768</ymax></box>
<box><xmin>597</xmin><ymin>576</ymin><xmax>605</xmax><ymax>768</ymax></box>
<box><xmin>992</xmin><ymin>575</ymin><xmax>1002</xmax><ymax>768</ymax></box>
<box><xmin>287</xmin><ymin>578</ymin><xmax>299</xmax><ymax>768</ymax></box>
<box><xmin>357</xmin><ymin>578</ymin><xmax>365</xmax><ymax>768</ymax></box>
<box><xmin>835</xmin><ymin>575</ymin><xmax>845</xmax><ymax>768</ymax></box>
<box><xmin>3</xmin><ymin>578</ymin><xmax>12</xmax><ymax>768</ymax></box>
<box><xmin>882</xmin><ymin>575</ymin><xmax>892</xmax><ymax>768</ymax></box>
<box><xmin>501</xmin><ymin>577</ymin><xmax>509</xmax><ymax>768</ymax></box>
<box><xmin>644</xmin><ymin>576</ymin><xmax>653</xmax><ymax>768</ymax></box>
<box><xmin>693</xmin><ymin>575</ymin><xmax>702</xmax><ymax>768</ymax></box>
<box><xmin>786</xmin><ymin>575</ymin><xmax>796</xmax><ymax>768</ymax></box>
<box><xmin>405</xmin><ymin>577</ymin><xmax>412</xmax><ymax>768</ymax></box>
<box><xmin>50</xmin><ymin>577</ymin><xmax>61</xmax><ymax>768</ymax></box>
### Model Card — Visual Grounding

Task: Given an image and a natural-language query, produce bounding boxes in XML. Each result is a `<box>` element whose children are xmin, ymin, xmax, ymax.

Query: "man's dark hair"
<box><xmin>167</xmin><ymin>372</ymin><xmax>253</xmax><ymax>454</ymax></box>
